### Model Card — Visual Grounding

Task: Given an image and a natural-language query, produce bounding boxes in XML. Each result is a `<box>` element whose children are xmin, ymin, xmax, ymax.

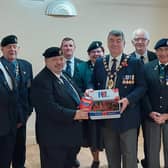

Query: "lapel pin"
<box><xmin>154</xmin><ymin>65</ymin><xmax>158</xmax><ymax>70</ymax></box>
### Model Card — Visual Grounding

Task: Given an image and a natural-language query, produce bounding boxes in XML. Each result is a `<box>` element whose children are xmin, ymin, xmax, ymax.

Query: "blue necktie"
<box><xmin>159</xmin><ymin>64</ymin><xmax>165</xmax><ymax>84</ymax></box>
<box><xmin>66</xmin><ymin>60</ymin><xmax>72</xmax><ymax>77</ymax></box>
<box><xmin>60</xmin><ymin>75</ymin><xmax>80</xmax><ymax>105</ymax></box>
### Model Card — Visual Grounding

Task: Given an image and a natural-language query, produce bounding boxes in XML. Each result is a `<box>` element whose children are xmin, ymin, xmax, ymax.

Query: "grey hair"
<box><xmin>108</xmin><ymin>30</ymin><xmax>125</xmax><ymax>41</ymax></box>
<box><xmin>132</xmin><ymin>28</ymin><xmax>150</xmax><ymax>40</ymax></box>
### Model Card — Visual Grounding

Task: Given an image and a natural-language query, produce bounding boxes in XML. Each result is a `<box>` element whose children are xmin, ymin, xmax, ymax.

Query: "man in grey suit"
<box><xmin>130</xmin><ymin>28</ymin><xmax>157</xmax><ymax>168</ymax></box>
<box><xmin>143</xmin><ymin>39</ymin><xmax>168</xmax><ymax>168</ymax></box>
<box><xmin>31</xmin><ymin>47</ymin><xmax>88</xmax><ymax>168</ymax></box>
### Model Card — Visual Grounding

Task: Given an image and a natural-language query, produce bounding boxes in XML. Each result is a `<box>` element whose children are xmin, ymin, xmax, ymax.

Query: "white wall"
<box><xmin>0</xmin><ymin>0</ymin><xmax>168</xmax><ymax>143</ymax></box>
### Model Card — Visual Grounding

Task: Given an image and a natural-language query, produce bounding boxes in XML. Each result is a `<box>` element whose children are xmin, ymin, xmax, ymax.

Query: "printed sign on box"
<box><xmin>80</xmin><ymin>89</ymin><xmax>121</xmax><ymax>120</ymax></box>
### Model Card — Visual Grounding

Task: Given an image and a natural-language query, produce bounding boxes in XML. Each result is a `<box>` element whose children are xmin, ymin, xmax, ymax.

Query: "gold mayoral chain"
<box><xmin>103</xmin><ymin>55</ymin><xmax>129</xmax><ymax>89</ymax></box>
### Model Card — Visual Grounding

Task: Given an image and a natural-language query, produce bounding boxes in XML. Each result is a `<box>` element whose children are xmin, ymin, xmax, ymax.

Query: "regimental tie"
<box><xmin>159</xmin><ymin>64</ymin><xmax>165</xmax><ymax>84</ymax></box>
<box><xmin>60</xmin><ymin>75</ymin><xmax>80</xmax><ymax>105</ymax></box>
<box><xmin>65</xmin><ymin>60</ymin><xmax>72</xmax><ymax>77</ymax></box>
<box><xmin>11</xmin><ymin>61</ymin><xmax>20</xmax><ymax>88</ymax></box>
<box><xmin>140</xmin><ymin>55</ymin><xmax>144</xmax><ymax>64</ymax></box>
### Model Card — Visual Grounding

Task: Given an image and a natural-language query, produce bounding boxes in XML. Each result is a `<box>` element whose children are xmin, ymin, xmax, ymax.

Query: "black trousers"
<box><xmin>12</xmin><ymin>125</ymin><xmax>26</xmax><ymax>168</ymax></box>
<box><xmin>39</xmin><ymin>144</ymin><xmax>80</xmax><ymax>168</ymax></box>
<box><xmin>0</xmin><ymin>132</ymin><xmax>16</xmax><ymax>168</ymax></box>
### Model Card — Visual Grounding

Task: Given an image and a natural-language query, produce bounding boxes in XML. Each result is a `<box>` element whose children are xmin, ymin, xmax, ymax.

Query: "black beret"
<box><xmin>1</xmin><ymin>35</ymin><xmax>18</xmax><ymax>47</ymax></box>
<box><xmin>154</xmin><ymin>38</ymin><xmax>168</xmax><ymax>50</ymax></box>
<box><xmin>43</xmin><ymin>47</ymin><xmax>61</xmax><ymax>58</ymax></box>
<box><xmin>87</xmin><ymin>41</ymin><xmax>103</xmax><ymax>52</ymax></box>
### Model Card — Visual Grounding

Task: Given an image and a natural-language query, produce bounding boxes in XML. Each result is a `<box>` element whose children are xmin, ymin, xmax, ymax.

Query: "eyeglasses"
<box><xmin>133</xmin><ymin>38</ymin><xmax>148</xmax><ymax>42</ymax></box>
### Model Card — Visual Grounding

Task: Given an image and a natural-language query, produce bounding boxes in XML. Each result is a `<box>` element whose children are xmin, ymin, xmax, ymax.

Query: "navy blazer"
<box><xmin>90</xmin><ymin>54</ymin><xmax>146</xmax><ymax>132</ymax></box>
<box><xmin>31</xmin><ymin>67</ymin><xmax>83</xmax><ymax>146</ymax></box>
<box><xmin>143</xmin><ymin>60</ymin><xmax>168</xmax><ymax>117</ymax></box>
<box><xmin>17</xmin><ymin>59</ymin><xmax>33</xmax><ymax>124</ymax></box>
<box><xmin>0</xmin><ymin>57</ymin><xmax>33</xmax><ymax>125</ymax></box>
<box><xmin>130</xmin><ymin>50</ymin><xmax>157</xmax><ymax>119</ymax></box>
<box><xmin>130</xmin><ymin>50</ymin><xmax>157</xmax><ymax>62</ymax></box>
<box><xmin>0</xmin><ymin>59</ymin><xmax>17</xmax><ymax>135</ymax></box>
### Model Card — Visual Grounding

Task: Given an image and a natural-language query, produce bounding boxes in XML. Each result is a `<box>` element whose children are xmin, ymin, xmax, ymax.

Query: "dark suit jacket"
<box><xmin>130</xmin><ymin>50</ymin><xmax>157</xmax><ymax>62</ymax></box>
<box><xmin>90</xmin><ymin>54</ymin><xmax>146</xmax><ymax>132</ymax></box>
<box><xmin>78</xmin><ymin>60</ymin><xmax>93</xmax><ymax>92</ymax></box>
<box><xmin>72</xmin><ymin>57</ymin><xmax>84</xmax><ymax>87</ymax></box>
<box><xmin>31</xmin><ymin>67</ymin><xmax>83</xmax><ymax>146</ymax></box>
<box><xmin>130</xmin><ymin>50</ymin><xmax>157</xmax><ymax>119</ymax></box>
<box><xmin>0</xmin><ymin>57</ymin><xmax>33</xmax><ymax>125</ymax></box>
<box><xmin>17</xmin><ymin>59</ymin><xmax>33</xmax><ymax>124</ymax></box>
<box><xmin>0</xmin><ymin>60</ymin><xmax>18</xmax><ymax>136</ymax></box>
<box><xmin>143</xmin><ymin>60</ymin><xmax>168</xmax><ymax>118</ymax></box>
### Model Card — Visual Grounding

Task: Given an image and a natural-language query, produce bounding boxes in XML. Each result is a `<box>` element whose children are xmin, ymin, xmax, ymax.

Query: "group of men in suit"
<box><xmin>85</xmin><ymin>29</ymin><xmax>168</xmax><ymax>168</ymax></box>
<box><xmin>0</xmin><ymin>29</ymin><xmax>168</xmax><ymax>168</ymax></box>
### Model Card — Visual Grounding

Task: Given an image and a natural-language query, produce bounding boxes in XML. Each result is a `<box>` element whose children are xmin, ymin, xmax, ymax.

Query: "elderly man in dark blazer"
<box><xmin>143</xmin><ymin>39</ymin><xmax>168</xmax><ymax>168</ymax></box>
<box><xmin>0</xmin><ymin>35</ymin><xmax>33</xmax><ymax>168</ymax></box>
<box><xmin>130</xmin><ymin>28</ymin><xmax>156</xmax><ymax>63</ymax></box>
<box><xmin>130</xmin><ymin>28</ymin><xmax>157</xmax><ymax>167</ymax></box>
<box><xmin>31</xmin><ymin>47</ymin><xmax>89</xmax><ymax>168</ymax></box>
<box><xmin>87</xmin><ymin>30</ymin><xmax>146</xmax><ymax>168</ymax></box>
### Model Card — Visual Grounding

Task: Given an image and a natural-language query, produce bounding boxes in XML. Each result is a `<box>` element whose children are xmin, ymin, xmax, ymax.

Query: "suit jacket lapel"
<box><xmin>115</xmin><ymin>54</ymin><xmax>127</xmax><ymax>87</ymax></box>
<box><xmin>0</xmin><ymin>57</ymin><xmax>16</xmax><ymax>90</ymax></box>
<box><xmin>0</xmin><ymin>69</ymin><xmax>11</xmax><ymax>91</ymax></box>
<box><xmin>46</xmin><ymin>68</ymin><xmax>79</xmax><ymax>104</ymax></box>
<box><xmin>17</xmin><ymin>60</ymin><xmax>25</xmax><ymax>86</ymax></box>
<box><xmin>102</xmin><ymin>55</ymin><xmax>109</xmax><ymax>88</ymax></box>
<box><xmin>150</xmin><ymin>61</ymin><xmax>160</xmax><ymax>85</ymax></box>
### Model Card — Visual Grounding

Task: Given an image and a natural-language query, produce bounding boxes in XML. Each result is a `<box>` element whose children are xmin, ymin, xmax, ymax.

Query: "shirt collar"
<box><xmin>109</xmin><ymin>53</ymin><xmax>122</xmax><ymax>63</ymax></box>
<box><xmin>135</xmin><ymin>51</ymin><xmax>147</xmax><ymax>59</ymax></box>
<box><xmin>65</xmin><ymin>56</ymin><xmax>74</xmax><ymax>64</ymax></box>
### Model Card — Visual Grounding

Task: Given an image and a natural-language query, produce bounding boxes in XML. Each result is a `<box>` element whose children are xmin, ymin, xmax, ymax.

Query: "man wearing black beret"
<box><xmin>0</xmin><ymin>35</ymin><xmax>33</xmax><ymax>168</ymax></box>
<box><xmin>143</xmin><ymin>38</ymin><xmax>168</xmax><ymax>168</ymax></box>
<box><xmin>31</xmin><ymin>47</ymin><xmax>89</xmax><ymax>168</ymax></box>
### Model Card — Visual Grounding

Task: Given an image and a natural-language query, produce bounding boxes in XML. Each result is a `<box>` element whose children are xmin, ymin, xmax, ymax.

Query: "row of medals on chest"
<box><xmin>103</xmin><ymin>56</ymin><xmax>132</xmax><ymax>89</ymax></box>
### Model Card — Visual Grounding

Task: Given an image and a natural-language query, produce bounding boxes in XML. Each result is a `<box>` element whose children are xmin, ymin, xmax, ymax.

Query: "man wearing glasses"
<box><xmin>130</xmin><ymin>28</ymin><xmax>157</xmax><ymax>168</ymax></box>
